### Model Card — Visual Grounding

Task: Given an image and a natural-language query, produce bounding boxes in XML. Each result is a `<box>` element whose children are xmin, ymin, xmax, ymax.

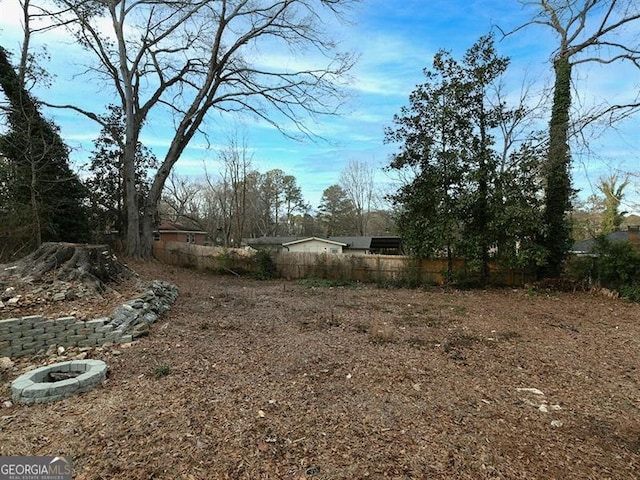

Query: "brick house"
<box><xmin>154</xmin><ymin>221</ymin><xmax>208</xmax><ymax>245</ymax></box>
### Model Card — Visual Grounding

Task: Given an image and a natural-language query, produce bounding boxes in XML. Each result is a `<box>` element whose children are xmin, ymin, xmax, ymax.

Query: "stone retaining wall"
<box><xmin>0</xmin><ymin>280</ymin><xmax>178</xmax><ymax>358</ymax></box>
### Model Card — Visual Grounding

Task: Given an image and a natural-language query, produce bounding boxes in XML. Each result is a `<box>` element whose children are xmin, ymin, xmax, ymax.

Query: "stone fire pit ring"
<box><xmin>11</xmin><ymin>360</ymin><xmax>107</xmax><ymax>404</ymax></box>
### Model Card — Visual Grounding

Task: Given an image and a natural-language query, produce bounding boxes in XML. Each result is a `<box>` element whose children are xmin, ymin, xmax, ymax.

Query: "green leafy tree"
<box><xmin>317</xmin><ymin>185</ymin><xmax>356</xmax><ymax>236</ymax></box>
<box><xmin>491</xmin><ymin>138</ymin><xmax>547</xmax><ymax>268</ymax></box>
<box><xmin>282</xmin><ymin>175</ymin><xmax>309</xmax><ymax>235</ymax></box>
<box><xmin>385</xmin><ymin>47</ymin><xmax>468</xmax><ymax>279</ymax></box>
<box><xmin>457</xmin><ymin>35</ymin><xmax>510</xmax><ymax>283</ymax></box>
<box><xmin>0</xmin><ymin>45</ymin><xmax>88</xmax><ymax>258</ymax></box>
<box><xmin>84</xmin><ymin>104</ymin><xmax>157</xmax><ymax>243</ymax></box>
<box><xmin>386</xmin><ymin>35</ymin><xmax>545</xmax><ymax>282</ymax></box>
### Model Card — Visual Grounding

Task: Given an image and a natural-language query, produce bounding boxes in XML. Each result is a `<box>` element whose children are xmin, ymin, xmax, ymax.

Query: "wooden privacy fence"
<box><xmin>152</xmin><ymin>241</ymin><xmax>256</xmax><ymax>273</ymax></box>
<box><xmin>152</xmin><ymin>241</ymin><xmax>535</xmax><ymax>287</ymax></box>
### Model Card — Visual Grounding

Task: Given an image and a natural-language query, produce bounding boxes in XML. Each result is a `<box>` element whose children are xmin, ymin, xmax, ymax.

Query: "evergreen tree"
<box><xmin>386</xmin><ymin>35</ymin><xmax>545</xmax><ymax>282</ymax></box>
<box><xmin>0</xmin><ymin>45</ymin><xmax>88</xmax><ymax>258</ymax></box>
<box><xmin>84</xmin><ymin>104</ymin><xmax>157</xmax><ymax>243</ymax></box>
<box><xmin>385</xmin><ymin>48</ymin><xmax>468</xmax><ymax>279</ymax></box>
<box><xmin>317</xmin><ymin>185</ymin><xmax>356</xmax><ymax>236</ymax></box>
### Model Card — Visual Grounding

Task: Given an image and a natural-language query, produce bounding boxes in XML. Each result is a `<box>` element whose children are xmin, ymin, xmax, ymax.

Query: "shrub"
<box><xmin>154</xmin><ymin>364</ymin><xmax>172</xmax><ymax>378</ymax></box>
<box><xmin>253</xmin><ymin>250</ymin><xmax>277</xmax><ymax>280</ymax></box>
<box><xmin>619</xmin><ymin>284</ymin><xmax>640</xmax><ymax>303</ymax></box>
<box><xmin>567</xmin><ymin>236</ymin><xmax>640</xmax><ymax>294</ymax></box>
<box><xmin>592</xmin><ymin>237</ymin><xmax>640</xmax><ymax>290</ymax></box>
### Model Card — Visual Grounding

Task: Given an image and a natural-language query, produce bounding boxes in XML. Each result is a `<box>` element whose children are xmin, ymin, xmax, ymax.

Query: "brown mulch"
<box><xmin>1</xmin><ymin>259</ymin><xmax>640</xmax><ymax>479</ymax></box>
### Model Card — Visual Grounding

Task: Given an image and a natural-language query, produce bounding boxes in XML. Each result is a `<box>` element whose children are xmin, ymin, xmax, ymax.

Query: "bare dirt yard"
<box><xmin>1</xmin><ymin>259</ymin><xmax>640</xmax><ymax>479</ymax></box>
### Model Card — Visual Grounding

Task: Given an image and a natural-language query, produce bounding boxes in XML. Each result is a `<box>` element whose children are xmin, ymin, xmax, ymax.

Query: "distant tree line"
<box><xmin>153</xmin><ymin>154</ymin><xmax>396</xmax><ymax>247</ymax></box>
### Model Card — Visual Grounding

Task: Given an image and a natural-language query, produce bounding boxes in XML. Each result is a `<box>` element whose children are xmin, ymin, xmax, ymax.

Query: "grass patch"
<box><xmin>297</xmin><ymin>278</ymin><xmax>355</xmax><ymax>288</ymax></box>
<box><xmin>154</xmin><ymin>364</ymin><xmax>172</xmax><ymax>378</ymax></box>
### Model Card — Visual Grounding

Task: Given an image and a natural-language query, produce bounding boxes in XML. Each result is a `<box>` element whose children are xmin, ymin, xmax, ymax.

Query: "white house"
<box><xmin>282</xmin><ymin>237</ymin><xmax>347</xmax><ymax>254</ymax></box>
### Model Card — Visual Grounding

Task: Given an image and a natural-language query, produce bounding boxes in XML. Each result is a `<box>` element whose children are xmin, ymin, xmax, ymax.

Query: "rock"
<box><xmin>52</xmin><ymin>292</ymin><xmax>66</xmax><ymax>302</ymax></box>
<box><xmin>57</xmin><ymin>346</ymin><xmax>65</xmax><ymax>355</ymax></box>
<box><xmin>516</xmin><ymin>387</ymin><xmax>545</xmax><ymax>396</ymax></box>
<box><xmin>0</xmin><ymin>357</ymin><xmax>14</xmax><ymax>371</ymax></box>
<box><xmin>1</xmin><ymin>287</ymin><xmax>15</xmax><ymax>301</ymax></box>
<box><xmin>2</xmin><ymin>400</ymin><xmax>13</xmax><ymax>408</ymax></box>
<box><xmin>6</xmin><ymin>296</ymin><xmax>21</xmax><ymax>306</ymax></box>
<box><xmin>73</xmin><ymin>352</ymin><xmax>88</xmax><ymax>360</ymax></box>
<box><xmin>45</xmin><ymin>345</ymin><xmax>58</xmax><ymax>356</ymax></box>
<box><xmin>131</xmin><ymin>323</ymin><xmax>150</xmax><ymax>339</ymax></box>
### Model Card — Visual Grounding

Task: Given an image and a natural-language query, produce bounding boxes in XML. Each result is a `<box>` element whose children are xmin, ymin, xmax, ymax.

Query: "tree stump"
<box><xmin>0</xmin><ymin>243</ymin><xmax>134</xmax><ymax>294</ymax></box>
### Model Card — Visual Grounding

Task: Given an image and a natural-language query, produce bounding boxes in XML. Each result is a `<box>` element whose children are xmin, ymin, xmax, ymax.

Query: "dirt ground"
<box><xmin>1</xmin><ymin>259</ymin><xmax>640</xmax><ymax>479</ymax></box>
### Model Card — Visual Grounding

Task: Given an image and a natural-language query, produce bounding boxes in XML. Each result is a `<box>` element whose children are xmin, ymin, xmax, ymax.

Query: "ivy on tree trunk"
<box><xmin>541</xmin><ymin>56</ymin><xmax>573</xmax><ymax>278</ymax></box>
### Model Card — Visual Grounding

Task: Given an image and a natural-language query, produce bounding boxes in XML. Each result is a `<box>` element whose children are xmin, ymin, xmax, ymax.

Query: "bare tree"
<box><xmin>44</xmin><ymin>0</ymin><xmax>356</xmax><ymax>257</ymax></box>
<box><xmin>15</xmin><ymin>0</ymin><xmax>78</xmax><ymax>90</ymax></box>
<box><xmin>339</xmin><ymin>159</ymin><xmax>376</xmax><ymax>236</ymax></box>
<box><xmin>510</xmin><ymin>0</ymin><xmax>640</xmax><ymax>276</ymax></box>
<box><xmin>203</xmin><ymin>136</ymin><xmax>253</xmax><ymax>247</ymax></box>
<box><xmin>160</xmin><ymin>172</ymin><xmax>203</xmax><ymax>226</ymax></box>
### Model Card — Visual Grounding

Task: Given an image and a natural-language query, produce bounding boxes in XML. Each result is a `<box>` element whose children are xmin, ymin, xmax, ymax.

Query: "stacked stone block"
<box><xmin>0</xmin><ymin>316</ymin><xmax>133</xmax><ymax>358</ymax></box>
<box><xmin>0</xmin><ymin>280</ymin><xmax>177</xmax><ymax>358</ymax></box>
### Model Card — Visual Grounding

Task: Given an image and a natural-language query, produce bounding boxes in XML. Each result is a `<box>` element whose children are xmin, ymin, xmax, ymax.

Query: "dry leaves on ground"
<box><xmin>1</xmin><ymin>259</ymin><xmax>640</xmax><ymax>479</ymax></box>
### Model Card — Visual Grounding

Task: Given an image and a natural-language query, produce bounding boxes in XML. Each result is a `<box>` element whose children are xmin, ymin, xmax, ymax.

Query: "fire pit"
<box><xmin>11</xmin><ymin>360</ymin><xmax>107</xmax><ymax>404</ymax></box>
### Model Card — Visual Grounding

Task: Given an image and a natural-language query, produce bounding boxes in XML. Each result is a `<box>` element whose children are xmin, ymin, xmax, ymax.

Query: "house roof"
<box><xmin>157</xmin><ymin>221</ymin><xmax>207</xmax><ymax>234</ymax></box>
<box><xmin>282</xmin><ymin>237</ymin><xmax>347</xmax><ymax>247</ymax></box>
<box><xmin>245</xmin><ymin>236</ymin><xmax>403</xmax><ymax>251</ymax></box>
<box><xmin>246</xmin><ymin>236</ymin><xmax>300</xmax><ymax>245</ymax></box>
<box><xmin>330</xmin><ymin>237</ymin><xmax>372</xmax><ymax>249</ymax></box>
<box><xmin>571</xmin><ymin>230</ymin><xmax>635</xmax><ymax>254</ymax></box>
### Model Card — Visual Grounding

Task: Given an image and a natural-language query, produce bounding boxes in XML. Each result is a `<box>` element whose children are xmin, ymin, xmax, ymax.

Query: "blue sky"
<box><xmin>1</xmin><ymin>0</ymin><xmax>638</xmax><ymax>212</ymax></box>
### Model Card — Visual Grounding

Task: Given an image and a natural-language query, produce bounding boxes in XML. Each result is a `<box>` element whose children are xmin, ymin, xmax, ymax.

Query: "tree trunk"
<box><xmin>541</xmin><ymin>55</ymin><xmax>573</xmax><ymax>278</ymax></box>
<box><xmin>140</xmin><ymin>201</ymin><xmax>156</xmax><ymax>259</ymax></box>
<box><xmin>0</xmin><ymin>242</ymin><xmax>133</xmax><ymax>294</ymax></box>
<box><xmin>30</xmin><ymin>159</ymin><xmax>42</xmax><ymax>248</ymax></box>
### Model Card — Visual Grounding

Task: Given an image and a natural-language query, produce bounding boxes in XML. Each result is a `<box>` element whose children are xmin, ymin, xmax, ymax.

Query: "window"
<box><xmin>330</xmin><ymin>247</ymin><xmax>339</xmax><ymax>254</ymax></box>
<box><xmin>186</xmin><ymin>233</ymin><xmax>196</xmax><ymax>244</ymax></box>
<box><xmin>153</xmin><ymin>232</ymin><xmax>161</xmax><ymax>241</ymax></box>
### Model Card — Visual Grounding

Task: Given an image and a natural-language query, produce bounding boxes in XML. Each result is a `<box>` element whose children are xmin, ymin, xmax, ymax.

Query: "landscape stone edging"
<box><xmin>11</xmin><ymin>359</ymin><xmax>108</xmax><ymax>404</ymax></box>
<box><xmin>0</xmin><ymin>280</ymin><xmax>178</xmax><ymax>358</ymax></box>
